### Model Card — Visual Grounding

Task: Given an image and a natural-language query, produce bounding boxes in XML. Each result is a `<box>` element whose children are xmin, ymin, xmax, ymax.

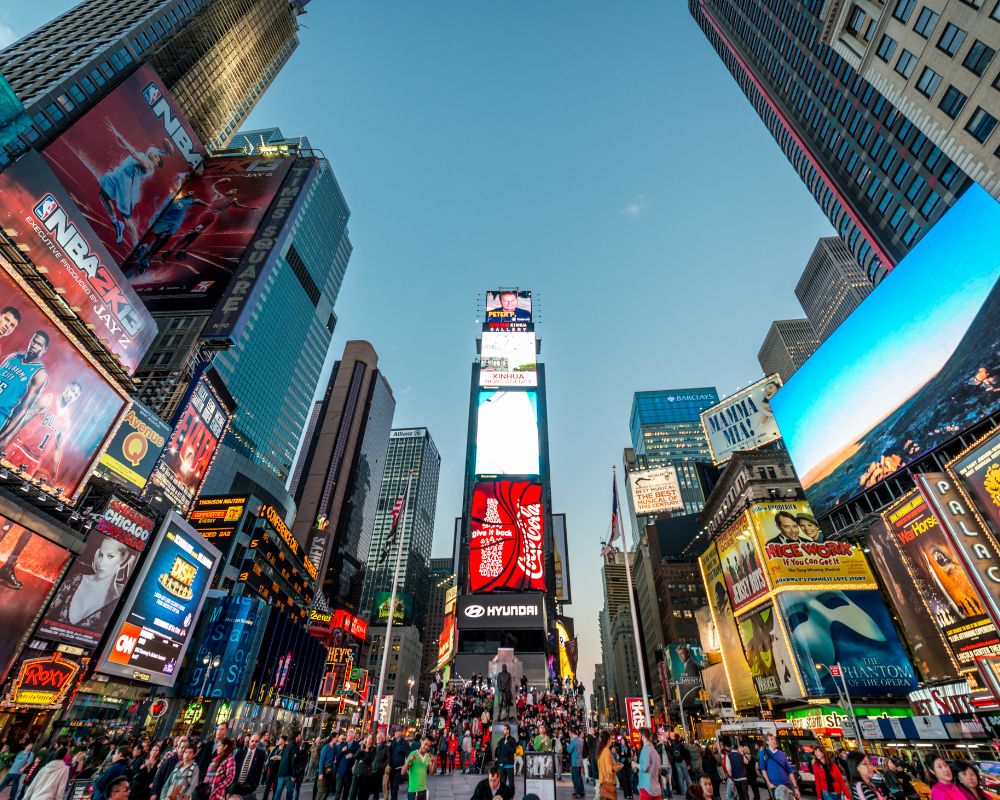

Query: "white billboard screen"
<box><xmin>480</xmin><ymin>332</ymin><xmax>537</xmax><ymax>388</ymax></box>
<box><xmin>475</xmin><ymin>390</ymin><xmax>540</xmax><ymax>475</ymax></box>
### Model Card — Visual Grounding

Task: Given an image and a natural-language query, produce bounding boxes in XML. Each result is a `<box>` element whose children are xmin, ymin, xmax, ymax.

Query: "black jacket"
<box><xmin>151</xmin><ymin>752</ymin><xmax>180</xmax><ymax>799</ymax></box>
<box><xmin>471</xmin><ymin>778</ymin><xmax>512</xmax><ymax>800</ymax></box>
<box><xmin>495</xmin><ymin>737</ymin><xmax>517</xmax><ymax>767</ymax></box>
<box><xmin>371</xmin><ymin>744</ymin><xmax>390</xmax><ymax>777</ymax></box>
<box><xmin>232</xmin><ymin>747</ymin><xmax>267</xmax><ymax>793</ymax></box>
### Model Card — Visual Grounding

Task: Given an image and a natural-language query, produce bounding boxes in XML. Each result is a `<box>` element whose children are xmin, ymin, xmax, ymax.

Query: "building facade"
<box><xmin>757</xmin><ymin>319</ymin><xmax>820</xmax><ymax>382</ymax></box>
<box><xmin>795</xmin><ymin>237</ymin><xmax>873</xmax><ymax>342</ymax></box>
<box><xmin>419</xmin><ymin>559</ymin><xmax>456</xmax><ymax>693</ymax></box>
<box><xmin>363</xmin><ymin>625</ymin><xmax>424</xmax><ymax>725</ymax></box>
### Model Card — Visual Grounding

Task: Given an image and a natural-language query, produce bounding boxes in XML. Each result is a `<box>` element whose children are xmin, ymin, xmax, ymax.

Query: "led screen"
<box><xmin>474</xmin><ymin>390</ymin><xmax>539</xmax><ymax>475</ymax></box>
<box><xmin>469</xmin><ymin>480</ymin><xmax>545</xmax><ymax>593</ymax></box>
<box><xmin>485</xmin><ymin>289</ymin><xmax>532</xmax><ymax>331</ymax></box>
<box><xmin>771</xmin><ymin>186</ymin><xmax>1000</xmax><ymax>516</ymax></box>
<box><xmin>480</xmin><ymin>331</ymin><xmax>537</xmax><ymax>388</ymax></box>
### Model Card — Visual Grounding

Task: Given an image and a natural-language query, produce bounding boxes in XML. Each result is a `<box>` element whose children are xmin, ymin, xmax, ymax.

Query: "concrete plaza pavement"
<box><xmin>295</xmin><ymin>769</ymin><xmax>588</xmax><ymax>800</ymax></box>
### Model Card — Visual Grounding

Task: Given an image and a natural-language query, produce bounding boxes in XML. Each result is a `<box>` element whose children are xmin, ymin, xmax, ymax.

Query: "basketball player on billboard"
<box><xmin>6</xmin><ymin>381</ymin><xmax>83</xmax><ymax>490</ymax></box>
<box><xmin>0</xmin><ymin>330</ymin><xmax>50</xmax><ymax>449</ymax></box>
<box><xmin>167</xmin><ymin>178</ymin><xmax>261</xmax><ymax>259</ymax></box>
<box><xmin>126</xmin><ymin>190</ymin><xmax>211</xmax><ymax>275</ymax></box>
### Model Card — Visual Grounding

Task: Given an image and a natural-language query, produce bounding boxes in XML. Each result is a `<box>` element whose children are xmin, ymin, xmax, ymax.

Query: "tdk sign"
<box><xmin>144</xmin><ymin>80</ymin><xmax>202</xmax><ymax>168</ymax></box>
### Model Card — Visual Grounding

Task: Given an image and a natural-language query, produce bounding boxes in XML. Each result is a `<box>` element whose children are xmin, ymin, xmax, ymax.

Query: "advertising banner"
<box><xmin>145</xmin><ymin>368</ymin><xmax>234</xmax><ymax>516</ymax></box>
<box><xmin>771</xmin><ymin>186</ymin><xmax>1000</xmax><ymax>516</ymax></box>
<box><xmin>950</xmin><ymin>428</ymin><xmax>1000</xmax><ymax>537</ymax></box>
<box><xmin>97</xmin><ymin>512</ymin><xmax>220</xmax><ymax>686</ymax></box>
<box><xmin>469</xmin><ymin>480</ymin><xmax>545</xmax><ymax>593</ymax></box>
<box><xmin>0</xmin><ymin>519</ymin><xmax>71</xmax><ymax>681</ymax></box>
<box><xmin>552</xmin><ymin>513</ymin><xmax>571</xmax><ymax>604</ymax></box>
<box><xmin>125</xmin><ymin>156</ymin><xmax>294</xmax><ymax>309</ymax></box>
<box><xmin>37</xmin><ymin>496</ymin><xmax>154</xmax><ymax>649</ymax></box>
<box><xmin>0</xmin><ymin>265</ymin><xmax>129</xmax><ymax>502</ymax></box>
<box><xmin>94</xmin><ymin>400</ymin><xmax>170</xmax><ymax>490</ymax></box>
<box><xmin>775</xmin><ymin>589</ymin><xmax>919</xmax><ymax>698</ymax></box>
<box><xmin>480</xmin><ymin>331</ymin><xmax>537</xmax><ymax>388</ymax></box>
<box><xmin>750</xmin><ymin>501</ymin><xmax>876</xmax><ymax>589</ymax></box>
<box><xmin>716</xmin><ymin>514</ymin><xmax>768</xmax><ymax>612</ymax></box>
<box><xmin>665</xmin><ymin>643</ymin><xmax>705</xmax><ymax>687</ymax></box>
<box><xmin>374</xmin><ymin>591</ymin><xmax>412</xmax><ymax>625</ymax></box>
<box><xmin>736</xmin><ymin>603</ymin><xmax>801</xmax><ymax>700</ymax></box>
<box><xmin>0</xmin><ymin>652</ymin><xmax>80</xmax><ymax>709</ymax></box>
<box><xmin>187</xmin><ymin>495</ymin><xmax>247</xmax><ymax>550</ymax></box>
<box><xmin>701</xmin><ymin>376</ymin><xmax>783</xmax><ymax>465</ymax></box>
<box><xmin>625</xmin><ymin>697</ymin><xmax>647</xmax><ymax>747</ymax></box>
<box><xmin>485</xmin><ymin>289</ymin><xmax>532</xmax><ymax>332</ymax></box>
<box><xmin>42</xmin><ymin>63</ymin><xmax>205</xmax><ymax>264</ymax></box>
<box><xmin>699</xmin><ymin>543</ymin><xmax>758</xmax><ymax>710</ymax></box>
<box><xmin>181</xmin><ymin>595</ymin><xmax>267</xmax><ymax>699</ymax></box>
<box><xmin>457</xmin><ymin>593</ymin><xmax>544</xmax><ymax>630</ymax></box>
<box><xmin>627</xmin><ymin>466</ymin><xmax>684</xmax><ymax>515</ymax></box>
<box><xmin>0</xmin><ymin>151</ymin><xmax>157</xmax><ymax>371</ymax></box>
<box><xmin>475</xmin><ymin>390</ymin><xmax>539</xmax><ymax>475</ymax></box>
<box><xmin>882</xmin><ymin>491</ymin><xmax>999</xmax><ymax>673</ymax></box>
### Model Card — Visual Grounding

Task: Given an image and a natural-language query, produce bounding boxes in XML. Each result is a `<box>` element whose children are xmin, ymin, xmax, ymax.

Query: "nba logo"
<box><xmin>142</xmin><ymin>82</ymin><xmax>162</xmax><ymax>106</ymax></box>
<box><xmin>33</xmin><ymin>194</ymin><xmax>58</xmax><ymax>220</ymax></box>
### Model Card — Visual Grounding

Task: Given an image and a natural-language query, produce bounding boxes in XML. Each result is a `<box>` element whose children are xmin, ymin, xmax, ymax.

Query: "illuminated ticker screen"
<box><xmin>474</xmin><ymin>390</ymin><xmax>539</xmax><ymax>475</ymax></box>
<box><xmin>480</xmin><ymin>331</ymin><xmax>537</xmax><ymax>388</ymax></box>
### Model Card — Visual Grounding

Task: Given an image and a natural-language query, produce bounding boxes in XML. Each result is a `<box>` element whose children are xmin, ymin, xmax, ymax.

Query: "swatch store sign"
<box><xmin>458</xmin><ymin>594</ymin><xmax>544</xmax><ymax>630</ymax></box>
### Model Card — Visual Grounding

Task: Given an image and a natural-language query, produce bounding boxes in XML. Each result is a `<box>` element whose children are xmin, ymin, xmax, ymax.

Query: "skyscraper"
<box><xmin>689</xmin><ymin>0</ymin><xmax>973</xmax><ymax>283</ymax></box>
<box><xmin>359</xmin><ymin>428</ymin><xmax>441</xmax><ymax>627</ymax></box>
<box><xmin>419</xmin><ymin>559</ymin><xmax>455</xmax><ymax>692</ymax></box>
<box><xmin>0</xmin><ymin>0</ymin><xmax>307</xmax><ymax>160</ymax></box>
<box><xmin>629</xmin><ymin>388</ymin><xmax>719</xmax><ymax>514</ymax></box>
<box><xmin>757</xmin><ymin>319</ymin><xmax>820</xmax><ymax>382</ymax></box>
<box><xmin>795</xmin><ymin>237</ymin><xmax>872</xmax><ymax>342</ymax></box>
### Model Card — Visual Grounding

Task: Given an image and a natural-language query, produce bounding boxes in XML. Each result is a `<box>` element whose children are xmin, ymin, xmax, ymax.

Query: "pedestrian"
<box><xmin>161</xmin><ymin>744</ymin><xmax>199</xmax><ymax>800</ymax></box>
<box><xmin>953</xmin><ymin>761</ymin><xmax>988</xmax><ymax>800</ymax></box>
<box><xmin>638</xmin><ymin>729</ymin><xmax>662</xmax><ymax>800</ymax></box>
<box><xmin>93</xmin><ymin>747</ymin><xmax>131</xmax><ymax>800</ymax></box>
<box><xmin>495</xmin><ymin>725</ymin><xmax>517</xmax><ymax>795</ymax></box>
<box><xmin>923</xmin><ymin>755</ymin><xmax>964</xmax><ymax>800</ymax></box>
<box><xmin>810</xmin><ymin>747</ymin><xmax>847</xmax><ymax>800</ymax></box>
<box><xmin>274</xmin><ymin>734</ymin><xmax>298</xmax><ymax>800</ymax></box>
<box><xmin>233</xmin><ymin>735</ymin><xmax>267</xmax><ymax>800</ymax></box>
<box><xmin>261</xmin><ymin>737</ymin><xmax>284</xmax><ymax>800</ymax></box>
<box><xmin>533</xmin><ymin>726</ymin><xmax>552</xmax><ymax>754</ymax></box>
<box><xmin>846</xmin><ymin>753</ymin><xmax>886</xmax><ymax>800</ymax></box>
<box><xmin>742</xmin><ymin>748</ymin><xmax>759</xmax><ymax>800</ymax></box>
<box><xmin>757</xmin><ymin>736</ymin><xmax>797</xmax><ymax>800</ymax></box>
<box><xmin>597</xmin><ymin>731</ymin><xmax>621</xmax><ymax>800</ymax></box>
<box><xmin>131</xmin><ymin>744</ymin><xmax>161</xmax><ymax>800</ymax></box>
<box><xmin>668</xmin><ymin>737</ymin><xmax>691</xmax><ymax>797</ymax></box>
<box><xmin>615</xmin><ymin>739</ymin><xmax>634</xmax><ymax>800</ymax></box>
<box><xmin>401</xmin><ymin>739</ymin><xmax>432</xmax><ymax>800</ymax></box>
<box><xmin>363</xmin><ymin>732</ymin><xmax>389</xmax><ymax>800</ymax></box>
<box><xmin>461</xmin><ymin>730</ymin><xmax>473</xmax><ymax>774</ymax></box>
<box><xmin>568</xmin><ymin>729</ymin><xmax>587</xmax><ymax>798</ymax></box>
<box><xmin>0</xmin><ymin>743</ymin><xmax>36</xmax><ymax>800</ymax></box>
<box><xmin>205</xmin><ymin>740</ymin><xmax>235</xmax><ymax>800</ymax></box>
<box><xmin>293</xmin><ymin>736</ymin><xmax>310</xmax><ymax>800</ymax></box>
<box><xmin>151</xmin><ymin>738</ymin><xmax>187</xmax><ymax>800</ymax></box>
<box><xmin>20</xmin><ymin>749</ymin><xmax>70</xmax><ymax>800</ymax></box>
<box><xmin>470</xmin><ymin>767</ymin><xmax>512</xmax><ymax>800</ymax></box>
<box><xmin>436</xmin><ymin>734</ymin><xmax>449</xmax><ymax>776</ymax></box>
<box><xmin>335</xmin><ymin>731</ymin><xmax>359</xmax><ymax>800</ymax></box>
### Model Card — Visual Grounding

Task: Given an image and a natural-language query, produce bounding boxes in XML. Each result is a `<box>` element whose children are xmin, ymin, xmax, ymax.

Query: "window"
<box><xmin>916</xmin><ymin>66</ymin><xmax>941</xmax><ymax>97</ymax></box>
<box><xmin>921</xmin><ymin>191</ymin><xmax>941</xmax><ymax>218</ymax></box>
<box><xmin>907</xmin><ymin>175</ymin><xmax>926</xmax><ymax>201</ymax></box>
<box><xmin>963</xmin><ymin>40</ymin><xmax>996</xmax><ymax>75</ymax></box>
<box><xmin>877</xmin><ymin>34</ymin><xmax>897</xmax><ymax>61</ymax></box>
<box><xmin>966</xmin><ymin>107</ymin><xmax>999</xmax><ymax>142</ymax></box>
<box><xmin>894</xmin><ymin>160</ymin><xmax>912</xmax><ymax>186</ymax></box>
<box><xmin>878</xmin><ymin>192</ymin><xmax>894</xmax><ymax>214</ymax></box>
<box><xmin>937</xmin><ymin>23</ymin><xmax>967</xmax><ymax>56</ymax></box>
<box><xmin>941</xmin><ymin>161</ymin><xmax>961</xmax><ymax>187</ymax></box>
<box><xmin>993</xmin><ymin>1</ymin><xmax>1000</xmax><ymax>21</ymax></box>
<box><xmin>847</xmin><ymin>5</ymin><xmax>866</xmax><ymax>34</ymax></box>
<box><xmin>939</xmin><ymin>85</ymin><xmax>968</xmax><ymax>118</ymax></box>
<box><xmin>890</xmin><ymin>206</ymin><xmax>908</xmax><ymax>229</ymax></box>
<box><xmin>893</xmin><ymin>0</ymin><xmax>917</xmax><ymax>21</ymax></box>
<box><xmin>896</xmin><ymin>49</ymin><xmax>917</xmax><ymax>77</ymax></box>
<box><xmin>914</xmin><ymin>7</ymin><xmax>939</xmax><ymax>38</ymax></box>
<box><xmin>902</xmin><ymin>221</ymin><xmax>921</xmax><ymax>245</ymax></box>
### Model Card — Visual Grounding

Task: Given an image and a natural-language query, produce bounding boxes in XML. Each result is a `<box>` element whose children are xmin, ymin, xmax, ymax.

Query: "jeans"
<box><xmin>822</xmin><ymin>793</ymin><xmax>844</xmax><ymax>800</ymax></box>
<box><xmin>0</xmin><ymin>773</ymin><xmax>22</xmax><ymax>800</ymax></box>
<box><xmin>674</xmin><ymin>764</ymin><xmax>691</xmax><ymax>796</ymax></box>
<box><xmin>389</xmin><ymin>768</ymin><xmax>402</xmax><ymax>800</ymax></box>
<box><xmin>733</xmin><ymin>779</ymin><xmax>749</xmax><ymax>800</ymax></box>
<box><xmin>336</xmin><ymin>773</ymin><xmax>352</xmax><ymax>800</ymax></box>
<box><xmin>501</xmin><ymin>766</ymin><xmax>515</xmax><ymax>794</ymax></box>
<box><xmin>572</xmin><ymin>767</ymin><xmax>585</xmax><ymax>796</ymax></box>
<box><xmin>461</xmin><ymin>751</ymin><xmax>472</xmax><ymax>772</ymax></box>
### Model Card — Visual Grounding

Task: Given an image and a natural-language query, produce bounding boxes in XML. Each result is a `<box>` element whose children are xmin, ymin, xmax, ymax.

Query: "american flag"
<box><xmin>601</xmin><ymin>472</ymin><xmax>623</xmax><ymax>560</ymax></box>
<box><xmin>380</xmin><ymin>478</ymin><xmax>411</xmax><ymax>559</ymax></box>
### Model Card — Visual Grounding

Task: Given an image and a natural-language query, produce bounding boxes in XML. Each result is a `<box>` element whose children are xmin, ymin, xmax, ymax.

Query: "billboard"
<box><xmin>181</xmin><ymin>595</ymin><xmax>267</xmax><ymax>699</ymax></box>
<box><xmin>41</xmin><ymin>63</ymin><xmax>205</xmax><ymax>265</ymax></box>
<box><xmin>0</xmin><ymin>519</ymin><xmax>72</xmax><ymax>682</ymax></box>
<box><xmin>187</xmin><ymin>495</ymin><xmax>247</xmax><ymax>550</ymax></box>
<box><xmin>485</xmin><ymin>289</ymin><xmax>532</xmax><ymax>331</ymax></box>
<box><xmin>469</xmin><ymin>480</ymin><xmax>545</xmax><ymax>592</ymax></box>
<box><xmin>479</xmin><ymin>331</ymin><xmax>537</xmax><ymax>388</ymax></box>
<box><xmin>627</xmin><ymin>466</ymin><xmax>684</xmax><ymax>515</ymax></box>
<box><xmin>145</xmin><ymin>369</ymin><xmax>234</xmax><ymax>516</ymax></box>
<box><xmin>36</xmin><ymin>497</ymin><xmax>154</xmax><ymax>649</ymax></box>
<box><xmin>0</xmin><ymin>265</ymin><xmax>129</xmax><ymax>502</ymax></box>
<box><xmin>436</xmin><ymin>584</ymin><xmax>458</xmax><ymax>671</ymax></box>
<box><xmin>950</xmin><ymin>428</ymin><xmax>1000</xmax><ymax>537</ymax></box>
<box><xmin>457</xmin><ymin>592</ymin><xmax>545</xmax><ymax>630</ymax></box>
<box><xmin>736</xmin><ymin>602</ymin><xmax>801</xmax><ymax>700</ymax></box>
<box><xmin>97</xmin><ymin>512</ymin><xmax>221</xmax><ymax>686</ymax></box>
<box><xmin>125</xmin><ymin>156</ymin><xmax>295</xmax><ymax>310</ymax></box>
<box><xmin>665</xmin><ymin>643</ymin><xmax>704</xmax><ymax>687</ymax></box>
<box><xmin>701</xmin><ymin>376</ymin><xmax>783</xmax><ymax>465</ymax></box>
<box><xmin>94</xmin><ymin>400</ymin><xmax>170</xmax><ymax>490</ymax></box>
<box><xmin>716</xmin><ymin>514</ymin><xmax>769</xmax><ymax>612</ymax></box>
<box><xmin>775</xmin><ymin>589</ymin><xmax>920</xmax><ymax>697</ymax></box>
<box><xmin>474</xmin><ymin>390</ymin><xmax>539</xmax><ymax>475</ymax></box>
<box><xmin>552</xmin><ymin>513</ymin><xmax>571</xmax><ymax>604</ymax></box>
<box><xmin>0</xmin><ymin>151</ymin><xmax>157</xmax><ymax>371</ymax></box>
<box><xmin>374</xmin><ymin>591</ymin><xmax>413</xmax><ymax>625</ymax></box>
<box><xmin>750</xmin><ymin>501</ymin><xmax>876</xmax><ymax>589</ymax></box>
<box><xmin>770</xmin><ymin>186</ymin><xmax>1000</xmax><ymax>516</ymax></box>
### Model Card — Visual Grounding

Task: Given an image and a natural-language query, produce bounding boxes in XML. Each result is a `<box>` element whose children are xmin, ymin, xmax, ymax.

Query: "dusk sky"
<box><xmin>5</xmin><ymin>1</ymin><xmax>838</xmax><ymax>692</ymax></box>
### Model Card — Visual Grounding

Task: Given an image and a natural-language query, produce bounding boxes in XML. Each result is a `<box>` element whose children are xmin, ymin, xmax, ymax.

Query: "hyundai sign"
<box><xmin>457</xmin><ymin>593</ymin><xmax>545</xmax><ymax>630</ymax></box>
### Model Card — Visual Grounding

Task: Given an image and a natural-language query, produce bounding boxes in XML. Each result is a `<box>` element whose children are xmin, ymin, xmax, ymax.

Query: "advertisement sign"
<box><xmin>468</xmin><ymin>480</ymin><xmax>545</xmax><ymax>593</ymax></box>
<box><xmin>771</xmin><ymin>186</ymin><xmax>1000</xmax><ymax>516</ymax></box>
<box><xmin>1</xmin><ymin>653</ymin><xmax>80</xmax><ymax>708</ymax></box>
<box><xmin>627</xmin><ymin>466</ymin><xmax>684</xmax><ymax>515</ymax></box>
<box><xmin>474</xmin><ymin>390</ymin><xmax>539</xmax><ymax>475</ymax></box>
<box><xmin>552</xmin><ymin>513</ymin><xmax>571</xmax><ymax>604</ymax></box>
<box><xmin>125</xmin><ymin>156</ymin><xmax>295</xmax><ymax>309</ymax></box>
<box><xmin>775</xmin><ymin>589</ymin><xmax>919</xmax><ymax>697</ymax></box>
<box><xmin>94</xmin><ymin>400</ymin><xmax>170</xmax><ymax>490</ymax></box>
<box><xmin>882</xmin><ymin>491</ymin><xmax>999</xmax><ymax>673</ymax></box>
<box><xmin>97</xmin><ymin>512</ymin><xmax>221</xmax><ymax>686</ymax></box>
<box><xmin>181</xmin><ymin>595</ymin><xmax>266</xmax><ymax>699</ymax></box>
<box><xmin>0</xmin><ymin>265</ymin><xmax>129</xmax><ymax>501</ymax></box>
<box><xmin>699</xmin><ymin>543</ymin><xmax>758</xmax><ymax>710</ymax></box>
<box><xmin>0</xmin><ymin>520</ymin><xmax>71</xmax><ymax>681</ymax></box>
<box><xmin>736</xmin><ymin>603</ymin><xmax>801</xmax><ymax>700</ymax></box>
<box><xmin>188</xmin><ymin>495</ymin><xmax>247</xmax><ymax>549</ymax></box>
<box><xmin>750</xmin><ymin>501</ymin><xmax>875</xmax><ymax>588</ymax></box>
<box><xmin>701</xmin><ymin>376</ymin><xmax>783</xmax><ymax>465</ymax></box>
<box><xmin>625</xmin><ymin>697</ymin><xmax>647</xmax><ymax>747</ymax></box>
<box><xmin>485</xmin><ymin>289</ymin><xmax>532</xmax><ymax>332</ymax></box>
<box><xmin>950</xmin><ymin>428</ymin><xmax>1000</xmax><ymax>537</ymax></box>
<box><xmin>665</xmin><ymin>643</ymin><xmax>705</xmax><ymax>687</ymax></box>
<box><xmin>0</xmin><ymin>151</ymin><xmax>157</xmax><ymax>371</ymax></box>
<box><xmin>42</xmin><ymin>63</ymin><xmax>205</xmax><ymax>264</ymax></box>
<box><xmin>457</xmin><ymin>593</ymin><xmax>544</xmax><ymax>630</ymax></box>
<box><xmin>145</xmin><ymin>369</ymin><xmax>234</xmax><ymax>516</ymax></box>
<box><xmin>479</xmin><ymin>331</ymin><xmax>537</xmax><ymax>388</ymax></box>
<box><xmin>716</xmin><ymin>514</ymin><xmax>768</xmax><ymax>612</ymax></box>
<box><xmin>374</xmin><ymin>592</ymin><xmax>412</xmax><ymax>625</ymax></box>
<box><xmin>37</xmin><ymin>497</ymin><xmax>154</xmax><ymax>649</ymax></box>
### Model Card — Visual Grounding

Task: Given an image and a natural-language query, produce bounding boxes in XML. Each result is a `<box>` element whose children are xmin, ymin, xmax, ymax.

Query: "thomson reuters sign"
<box><xmin>457</xmin><ymin>594</ymin><xmax>544</xmax><ymax>630</ymax></box>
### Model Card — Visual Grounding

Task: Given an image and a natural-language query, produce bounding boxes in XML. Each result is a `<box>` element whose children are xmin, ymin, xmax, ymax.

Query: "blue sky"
<box><xmin>4</xmin><ymin>1</ymin><xmax>837</xmax><ymax>692</ymax></box>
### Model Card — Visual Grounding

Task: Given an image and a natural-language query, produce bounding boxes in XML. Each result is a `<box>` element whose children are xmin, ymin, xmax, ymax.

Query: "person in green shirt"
<box><xmin>402</xmin><ymin>738</ymin><xmax>433</xmax><ymax>800</ymax></box>
<box><xmin>533</xmin><ymin>725</ymin><xmax>553</xmax><ymax>753</ymax></box>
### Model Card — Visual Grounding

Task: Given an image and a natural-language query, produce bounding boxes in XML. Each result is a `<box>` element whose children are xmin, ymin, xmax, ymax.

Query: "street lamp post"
<box><xmin>407</xmin><ymin>676</ymin><xmax>415</xmax><ymax>724</ymax></box>
<box><xmin>676</xmin><ymin>685</ymin><xmax>702</xmax><ymax>741</ymax></box>
<box><xmin>187</xmin><ymin>654</ymin><xmax>222</xmax><ymax>737</ymax></box>
<box><xmin>816</xmin><ymin>663</ymin><xmax>866</xmax><ymax>752</ymax></box>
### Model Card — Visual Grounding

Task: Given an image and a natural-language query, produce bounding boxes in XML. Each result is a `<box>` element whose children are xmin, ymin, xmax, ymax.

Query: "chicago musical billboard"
<box><xmin>474</xmin><ymin>390</ymin><xmax>539</xmax><ymax>475</ymax></box>
<box><xmin>469</xmin><ymin>480</ymin><xmax>545</xmax><ymax>593</ymax></box>
<box><xmin>94</xmin><ymin>399</ymin><xmax>170</xmax><ymax>490</ymax></box>
<box><xmin>701</xmin><ymin>375</ymin><xmax>783</xmax><ymax>465</ymax></box>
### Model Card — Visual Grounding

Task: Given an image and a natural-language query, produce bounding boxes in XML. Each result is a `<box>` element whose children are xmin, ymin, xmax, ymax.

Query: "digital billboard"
<box><xmin>716</xmin><ymin>514</ymin><xmax>768</xmax><ymax>612</ymax></box>
<box><xmin>0</xmin><ymin>518</ymin><xmax>71</xmax><ymax>682</ymax></box>
<box><xmin>37</xmin><ymin>497</ymin><xmax>154</xmax><ymax>650</ymax></box>
<box><xmin>479</xmin><ymin>331</ymin><xmax>537</xmax><ymax>388</ymax></box>
<box><xmin>736</xmin><ymin>602</ymin><xmax>801</xmax><ymax>700</ymax></box>
<box><xmin>94</xmin><ymin>400</ymin><xmax>170</xmax><ymax>490</ymax></box>
<box><xmin>474</xmin><ymin>390</ymin><xmax>539</xmax><ymax>475</ymax></box>
<box><xmin>775</xmin><ymin>589</ymin><xmax>919</xmax><ymax>698</ymax></box>
<box><xmin>0</xmin><ymin>265</ymin><xmax>129</xmax><ymax>502</ymax></box>
<box><xmin>187</xmin><ymin>495</ymin><xmax>247</xmax><ymax>550</ymax></box>
<box><xmin>181</xmin><ymin>595</ymin><xmax>267</xmax><ymax>699</ymax></box>
<box><xmin>627</xmin><ymin>466</ymin><xmax>684</xmax><ymax>515</ymax></box>
<box><xmin>374</xmin><ymin>592</ymin><xmax>413</xmax><ymax>625</ymax></box>
<box><xmin>145</xmin><ymin>369</ymin><xmax>234</xmax><ymax>516</ymax></box>
<box><xmin>770</xmin><ymin>186</ymin><xmax>1000</xmax><ymax>516</ymax></box>
<box><xmin>552</xmin><ymin>513</ymin><xmax>571</xmax><ymax>604</ymax></box>
<box><xmin>469</xmin><ymin>480</ymin><xmax>545</xmax><ymax>593</ymax></box>
<box><xmin>436</xmin><ymin>585</ymin><xmax>458</xmax><ymax>671</ymax></box>
<box><xmin>950</xmin><ymin>428</ymin><xmax>1000</xmax><ymax>538</ymax></box>
<box><xmin>701</xmin><ymin>375</ymin><xmax>782</xmax><ymax>465</ymax></box>
<box><xmin>665</xmin><ymin>643</ymin><xmax>704</xmax><ymax>687</ymax></box>
<box><xmin>97</xmin><ymin>512</ymin><xmax>220</xmax><ymax>686</ymax></box>
<box><xmin>0</xmin><ymin>151</ymin><xmax>157</xmax><ymax>371</ymax></box>
<box><xmin>125</xmin><ymin>156</ymin><xmax>295</xmax><ymax>310</ymax></box>
<box><xmin>485</xmin><ymin>289</ymin><xmax>532</xmax><ymax>331</ymax></box>
<box><xmin>42</xmin><ymin>63</ymin><xmax>205</xmax><ymax>265</ymax></box>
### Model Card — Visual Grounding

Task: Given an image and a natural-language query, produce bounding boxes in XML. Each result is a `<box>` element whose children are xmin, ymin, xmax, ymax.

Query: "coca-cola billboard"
<box><xmin>468</xmin><ymin>480</ymin><xmax>545</xmax><ymax>593</ymax></box>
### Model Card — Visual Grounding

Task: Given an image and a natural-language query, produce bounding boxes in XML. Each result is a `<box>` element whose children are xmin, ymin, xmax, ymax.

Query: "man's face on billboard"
<box><xmin>500</xmin><ymin>292</ymin><xmax>518</xmax><ymax>312</ymax></box>
<box><xmin>777</xmin><ymin>515</ymin><xmax>800</xmax><ymax>539</ymax></box>
<box><xmin>0</xmin><ymin>310</ymin><xmax>18</xmax><ymax>337</ymax></box>
<box><xmin>27</xmin><ymin>332</ymin><xmax>49</xmax><ymax>359</ymax></box>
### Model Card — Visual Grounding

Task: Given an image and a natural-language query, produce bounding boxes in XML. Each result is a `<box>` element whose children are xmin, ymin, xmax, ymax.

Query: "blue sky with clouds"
<box><xmin>4</xmin><ymin>1</ymin><xmax>837</xmax><ymax>691</ymax></box>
